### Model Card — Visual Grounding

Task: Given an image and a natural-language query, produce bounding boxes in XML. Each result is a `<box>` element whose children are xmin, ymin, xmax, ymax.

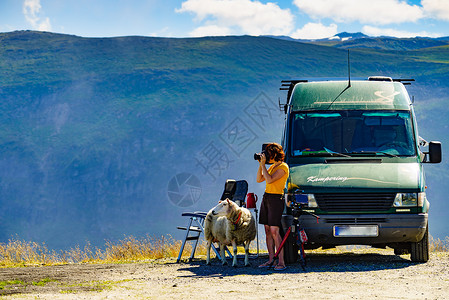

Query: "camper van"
<box><xmin>281</xmin><ymin>77</ymin><xmax>441</xmax><ymax>262</ymax></box>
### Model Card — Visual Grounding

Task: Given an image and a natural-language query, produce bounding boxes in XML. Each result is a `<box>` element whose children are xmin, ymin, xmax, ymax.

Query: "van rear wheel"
<box><xmin>410</xmin><ymin>225</ymin><xmax>429</xmax><ymax>263</ymax></box>
<box><xmin>394</xmin><ymin>248</ymin><xmax>409</xmax><ymax>255</ymax></box>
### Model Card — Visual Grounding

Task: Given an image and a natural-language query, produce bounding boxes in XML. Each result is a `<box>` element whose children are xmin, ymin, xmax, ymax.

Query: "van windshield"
<box><xmin>291</xmin><ymin>111</ymin><xmax>416</xmax><ymax>157</ymax></box>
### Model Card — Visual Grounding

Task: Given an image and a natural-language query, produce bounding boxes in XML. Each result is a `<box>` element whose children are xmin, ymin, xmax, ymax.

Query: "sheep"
<box><xmin>204</xmin><ymin>199</ymin><xmax>256</xmax><ymax>267</ymax></box>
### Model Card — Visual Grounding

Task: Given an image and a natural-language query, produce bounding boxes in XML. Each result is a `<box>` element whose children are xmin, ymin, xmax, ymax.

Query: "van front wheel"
<box><xmin>410</xmin><ymin>225</ymin><xmax>429</xmax><ymax>263</ymax></box>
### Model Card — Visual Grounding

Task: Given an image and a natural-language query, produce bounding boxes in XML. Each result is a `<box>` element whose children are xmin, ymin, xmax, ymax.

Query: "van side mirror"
<box><xmin>424</xmin><ymin>141</ymin><xmax>442</xmax><ymax>163</ymax></box>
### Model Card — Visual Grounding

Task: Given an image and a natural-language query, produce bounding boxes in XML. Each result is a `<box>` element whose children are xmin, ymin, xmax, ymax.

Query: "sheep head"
<box><xmin>211</xmin><ymin>198</ymin><xmax>235</xmax><ymax>217</ymax></box>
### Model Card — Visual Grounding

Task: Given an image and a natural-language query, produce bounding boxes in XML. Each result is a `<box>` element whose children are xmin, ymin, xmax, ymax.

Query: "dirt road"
<box><xmin>1</xmin><ymin>249</ymin><xmax>448</xmax><ymax>299</ymax></box>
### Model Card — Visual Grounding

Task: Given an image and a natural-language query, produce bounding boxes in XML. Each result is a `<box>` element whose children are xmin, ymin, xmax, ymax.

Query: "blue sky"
<box><xmin>1</xmin><ymin>0</ymin><xmax>449</xmax><ymax>39</ymax></box>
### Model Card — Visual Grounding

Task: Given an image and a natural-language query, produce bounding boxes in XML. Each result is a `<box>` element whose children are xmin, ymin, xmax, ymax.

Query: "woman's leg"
<box><xmin>265</xmin><ymin>225</ymin><xmax>275</xmax><ymax>262</ymax></box>
<box><xmin>259</xmin><ymin>225</ymin><xmax>275</xmax><ymax>267</ymax></box>
<box><xmin>270</xmin><ymin>225</ymin><xmax>285</xmax><ymax>267</ymax></box>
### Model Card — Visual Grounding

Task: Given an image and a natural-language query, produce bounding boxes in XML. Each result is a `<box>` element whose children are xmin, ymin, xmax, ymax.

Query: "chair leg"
<box><xmin>189</xmin><ymin>218</ymin><xmax>201</xmax><ymax>261</ymax></box>
<box><xmin>194</xmin><ymin>217</ymin><xmax>222</xmax><ymax>259</ymax></box>
<box><xmin>177</xmin><ymin>218</ymin><xmax>194</xmax><ymax>263</ymax></box>
<box><xmin>256</xmin><ymin>209</ymin><xmax>259</xmax><ymax>257</ymax></box>
<box><xmin>212</xmin><ymin>243</ymin><xmax>222</xmax><ymax>260</ymax></box>
<box><xmin>225</xmin><ymin>246</ymin><xmax>233</xmax><ymax>258</ymax></box>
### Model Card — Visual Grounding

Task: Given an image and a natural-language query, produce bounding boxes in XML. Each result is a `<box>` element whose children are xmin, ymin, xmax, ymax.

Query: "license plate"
<box><xmin>333</xmin><ymin>225</ymin><xmax>379</xmax><ymax>237</ymax></box>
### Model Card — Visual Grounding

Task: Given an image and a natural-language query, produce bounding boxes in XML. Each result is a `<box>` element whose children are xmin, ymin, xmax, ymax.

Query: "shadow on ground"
<box><xmin>176</xmin><ymin>251</ymin><xmax>417</xmax><ymax>278</ymax></box>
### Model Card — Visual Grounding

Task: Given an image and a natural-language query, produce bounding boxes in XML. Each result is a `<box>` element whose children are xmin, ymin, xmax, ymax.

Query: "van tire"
<box><xmin>394</xmin><ymin>248</ymin><xmax>409</xmax><ymax>255</ymax></box>
<box><xmin>410</xmin><ymin>225</ymin><xmax>429</xmax><ymax>263</ymax></box>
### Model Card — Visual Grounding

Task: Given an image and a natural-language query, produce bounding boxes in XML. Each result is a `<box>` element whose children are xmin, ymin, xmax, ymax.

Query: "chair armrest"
<box><xmin>181</xmin><ymin>212</ymin><xmax>207</xmax><ymax>218</ymax></box>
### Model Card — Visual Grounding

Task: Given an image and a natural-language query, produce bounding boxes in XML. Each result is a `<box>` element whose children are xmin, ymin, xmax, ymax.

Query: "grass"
<box><xmin>0</xmin><ymin>235</ymin><xmax>195</xmax><ymax>267</ymax></box>
<box><xmin>0</xmin><ymin>277</ymin><xmax>121</xmax><ymax>295</ymax></box>
<box><xmin>0</xmin><ymin>279</ymin><xmax>57</xmax><ymax>294</ymax></box>
<box><xmin>32</xmin><ymin>278</ymin><xmax>58</xmax><ymax>286</ymax></box>
<box><xmin>429</xmin><ymin>236</ymin><xmax>449</xmax><ymax>252</ymax></box>
<box><xmin>0</xmin><ymin>280</ymin><xmax>26</xmax><ymax>290</ymax></box>
<box><xmin>0</xmin><ymin>235</ymin><xmax>448</xmax><ymax>268</ymax></box>
<box><xmin>59</xmin><ymin>279</ymin><xmax>130</xmax><ymax>293</ymax></box>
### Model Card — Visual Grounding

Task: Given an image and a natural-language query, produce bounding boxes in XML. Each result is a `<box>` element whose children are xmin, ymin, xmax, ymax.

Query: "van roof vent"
<box><xmin>368</xmin><ymin>76</ymin><xmax>415</xmax><ymax>85</ymax></box>
<box><xmin>368</xmin><ymin>76</ymin><xmax>393</xmax><ymax>82</ymax></box>
<box><xmin>392</xmin><ymin>78</ymin><xmax>415</xmax><ymax>85</ymax></box>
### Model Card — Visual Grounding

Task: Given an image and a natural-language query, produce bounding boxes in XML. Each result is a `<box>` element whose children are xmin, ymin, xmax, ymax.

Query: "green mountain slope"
<box><xmin>0</xmin><ymin>31</ymin><xmax>448</xmax><ymax>248</ymax></box>
<box><xmin>315</xmin><ymin>37</ymin><xmax>449</xmax><ymax>51</ymax></box>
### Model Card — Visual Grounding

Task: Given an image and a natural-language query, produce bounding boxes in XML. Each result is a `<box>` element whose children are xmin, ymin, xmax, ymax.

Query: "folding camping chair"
<box><xmin>220</xmin><ymin>179</ymin><xmax>248</xmax><ymax>206</ymax></box>
<box><xmin>219</xmin><ymin>179</ymin><xmax>260</xmax><ymax>258</ymax></box>
<box><xmin>176</xmin><ymin>179</ymin><xmax>249</xmax><ymax>263</ymax></box>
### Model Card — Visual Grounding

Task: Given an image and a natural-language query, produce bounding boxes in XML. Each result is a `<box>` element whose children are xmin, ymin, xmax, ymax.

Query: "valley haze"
<box><xmin>0</xmin><ymin>30</ymin><xmax>447</xmax><ymax>250</ymax></box>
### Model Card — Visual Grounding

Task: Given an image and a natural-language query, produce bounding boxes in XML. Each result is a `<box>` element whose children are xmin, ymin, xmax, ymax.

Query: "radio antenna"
<box><xmin>326</xmin><ymin>50</ymin><xmax>352</xmax><ymax>109</ymax></box>
<box><xmin>347</xmin><ymin>49</ymin><xmax>351</xmax><ymax>87</ymax></box>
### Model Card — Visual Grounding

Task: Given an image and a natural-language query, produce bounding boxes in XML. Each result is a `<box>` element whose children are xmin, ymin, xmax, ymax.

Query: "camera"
<box><xmin>254</xmin><ymin>143</ymin><xmax>269</xmax><ymax>161</ymax></box>
<box><xmin>286</xmin><ymin>193</ymin><xmax>313</xmax><ymax>218</ymax></box>
<box><xmin>253</xmin><ymin>151</ymin><xmax>267</xmax><ymax>161</ymax></box>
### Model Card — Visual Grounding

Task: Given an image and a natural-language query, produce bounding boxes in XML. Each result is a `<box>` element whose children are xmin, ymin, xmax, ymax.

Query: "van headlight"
<box><xmin>287</xmin><ymin>193</ymin><xmax>318</xmax><ymax>208</ymax></box>
<box><xmin>394</xmin><ymin>193</ymin><xmax>420</xmax><ymax>207</ymax></box>
<box><xmin>308</xmin><ymin>194</ymin><xmax>318</xmax><ymax>208</ymax></box>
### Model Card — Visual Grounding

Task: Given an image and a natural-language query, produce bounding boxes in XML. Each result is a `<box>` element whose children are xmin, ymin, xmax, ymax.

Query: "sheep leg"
<box><xmin>244</xmin><ymin>241</ymin><xmax>251</xmax><ymax>266</ymax></box>
<box><xmin>232</xmin><ymin>240</ymin><xmax>238</xmax><ymax>267</ymax></box>
<box><xmin>206</xmin><ymin>240</ymin><xmax>212</xmax><ymax>265</ymax></box>
<box><xmin>220</xmin><ymin>243</ymin><xmax>227</xmax><ymax>266</ymax></box>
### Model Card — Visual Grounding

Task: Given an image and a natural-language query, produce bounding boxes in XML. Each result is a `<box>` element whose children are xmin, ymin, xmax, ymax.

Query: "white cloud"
<box><xmin>176</xmin><ymin>0</ymin><xmax>294</xmax><ymax>36</ymax></box>
<box><xmin>362</xmin><ymin>25</ymin><xmax>441</xmax><ymax>38</ymax></box>
<box><xmin>37</xmin><ymin>17</ymin><xmax>51</xmax><ymax>31</ymax></box>
<box><xmin>422</xmin><ymin>0</ymin><xmax>449</xmax><ymax>21</ymax></box>
<box><xmin>291</xmin><ymin>22</ymin><xmax>338</xmax><ymax>39</ymax></box>
<box><xmin>149</xmin><ymin>27</ymin><xmax>175</xmax><ymax>37</ymax></box>
<box><xmin>293</xmin><ymin>0</ymin><xmax>424</xmax><ymax>25</ymax></box>
<box><xmin>23</xmin><ymin>0</ymin><xmax>52</xmax><ymax>31</ymax></box>
<box><xmin>189</xmin><ymin>25</ymin><xmax>232</xmax><ymax>37</ymax></box>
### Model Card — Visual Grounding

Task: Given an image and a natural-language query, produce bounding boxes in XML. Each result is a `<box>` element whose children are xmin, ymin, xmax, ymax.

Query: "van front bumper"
<box><xmin>281</xmin><ymin>213</ymin><xmax>428</xmax><ymax>248</ymax></box>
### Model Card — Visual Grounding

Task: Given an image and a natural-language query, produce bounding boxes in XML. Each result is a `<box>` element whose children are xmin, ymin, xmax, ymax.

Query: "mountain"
<box><xmin>0</xmin><ymin>30</ymin><xmax>448</xmax><ymax>249</ymax></box>
<box><xmin>321</xmin><ymin>32</ymin><xmax>369</xmax><ymax>41</ymax></box>
<box><xmin>268</xmin><ymin>32</ymin><xmax>449</xmax><ymax>51</ymax></box>
<box><xmin>318</xmin><ymin>36</ymin><xmax>449</xmax><ymax>50</ymax></box>
<box><xmin>263</xmin><ymin>32</ymin><xmax>368</xmax><ymax>44</ymax></box>
<box><xmin>265</xmin><ymin>32</ymin><xmax>368</xmax><ymax>42</ymax></box>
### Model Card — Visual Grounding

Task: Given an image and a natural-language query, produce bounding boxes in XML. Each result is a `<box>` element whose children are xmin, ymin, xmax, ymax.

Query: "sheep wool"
<box><xmin>205</xmin><ymin>199</ymin><xmax>256</xmax><ymax>267</ymax></box>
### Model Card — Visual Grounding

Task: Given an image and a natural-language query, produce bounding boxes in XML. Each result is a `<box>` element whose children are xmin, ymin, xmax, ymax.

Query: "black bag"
<box><xmin>281</xmin><ymin>215</ymin><xmax>298</xmax><ymax>264</ymax></box>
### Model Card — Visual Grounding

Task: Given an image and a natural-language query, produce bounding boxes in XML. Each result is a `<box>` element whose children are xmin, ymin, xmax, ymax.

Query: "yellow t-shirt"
<box><xmin>265</xmin><ymin>162</ymin><xmax>289</xmax><ymax>194</ymax></box>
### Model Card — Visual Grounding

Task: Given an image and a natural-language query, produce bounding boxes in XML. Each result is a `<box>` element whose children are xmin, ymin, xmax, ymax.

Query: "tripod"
<box><xmin>270</xmin><ymin>203</ymin><xmax>319</xmax><ymax>271</ymax></box>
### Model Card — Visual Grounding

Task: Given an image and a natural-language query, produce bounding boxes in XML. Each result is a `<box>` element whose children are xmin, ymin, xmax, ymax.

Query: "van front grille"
<box><xmin>315</xmin><ymin>193</ymin><xmax>395</xmax><ymax>212</ymax></box>
<box><xmin>325</xmin><ymin>218</ymin><xmax>387</xmax><ymax>224</ymax></box>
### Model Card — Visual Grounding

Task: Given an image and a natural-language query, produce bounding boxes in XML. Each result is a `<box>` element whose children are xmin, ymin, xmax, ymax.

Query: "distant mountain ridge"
<box><xmin>0</xmin><ymin>30</ymin><xmax>448</xmax><ymax>249</ymax></box>
<box><xmin>266</xmin><ymin>31</ymin><xmax>449</xmax><ymax>50</ymax></box>
<box><xmin>325</xmin><ymin>32</ymin><xmax>369</xmax><ymax>41</ymax></box>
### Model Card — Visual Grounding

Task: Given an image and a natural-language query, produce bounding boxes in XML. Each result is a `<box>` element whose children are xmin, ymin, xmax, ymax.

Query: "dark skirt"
<box><xmin>259</xmin><ymin>193</ymin><xmax>284</xmax><ymax>227</ymax></box>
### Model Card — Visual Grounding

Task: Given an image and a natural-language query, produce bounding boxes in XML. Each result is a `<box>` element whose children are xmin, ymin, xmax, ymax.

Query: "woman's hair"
<box><xmin>266</xmin><ymin>142</ymin><xmax>285</xmax><ymax>162</ymax></box>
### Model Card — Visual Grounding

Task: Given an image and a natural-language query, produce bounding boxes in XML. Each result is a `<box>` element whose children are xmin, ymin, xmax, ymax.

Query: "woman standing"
<box><xmin>256</xmin><ymin>143</ymin><xmax>289</xmax><ymax>271</ymax></box>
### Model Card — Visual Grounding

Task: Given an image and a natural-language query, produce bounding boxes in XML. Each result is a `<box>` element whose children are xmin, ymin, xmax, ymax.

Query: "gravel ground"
<box><xmin>0</xmin><ymin>249</ymin><xmax>448</xmax><ymax>299</ymax></box>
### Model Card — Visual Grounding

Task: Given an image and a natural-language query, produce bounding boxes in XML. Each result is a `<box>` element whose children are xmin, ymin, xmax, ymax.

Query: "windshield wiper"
<box><xmin>349</xmin><ymin>151</ymin><xmax>398</xmax><ymax>158</ymax></box>
<box><xmin>323</xmin><ymin>147</ymin><xmax>351</xmax><ymax>157</ymax></box>
<box><xmin>296</xmin><ymin>148</ymin><xmax>352</xmax><ymax>157</ymax></box>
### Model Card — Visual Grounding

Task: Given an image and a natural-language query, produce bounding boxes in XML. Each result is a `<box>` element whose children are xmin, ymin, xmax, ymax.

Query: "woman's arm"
<box><xmin>257</xmin><ymin>153</ymin><xmax>286</xmax><ymax>184</ymax></box>
<box><xmin>261</xmin><ymin>165</ymin><xmax>286</xmax><ymax>184</ymax></box>
<box><xmin>256</xmin><ymin>164</ymin><xmax>265</xmax><ymax>183</ymax></box>
<box><xmin>256</xmin><ymin>153</ymin><xmax>266</xmax><ymax>183</ymax></box>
